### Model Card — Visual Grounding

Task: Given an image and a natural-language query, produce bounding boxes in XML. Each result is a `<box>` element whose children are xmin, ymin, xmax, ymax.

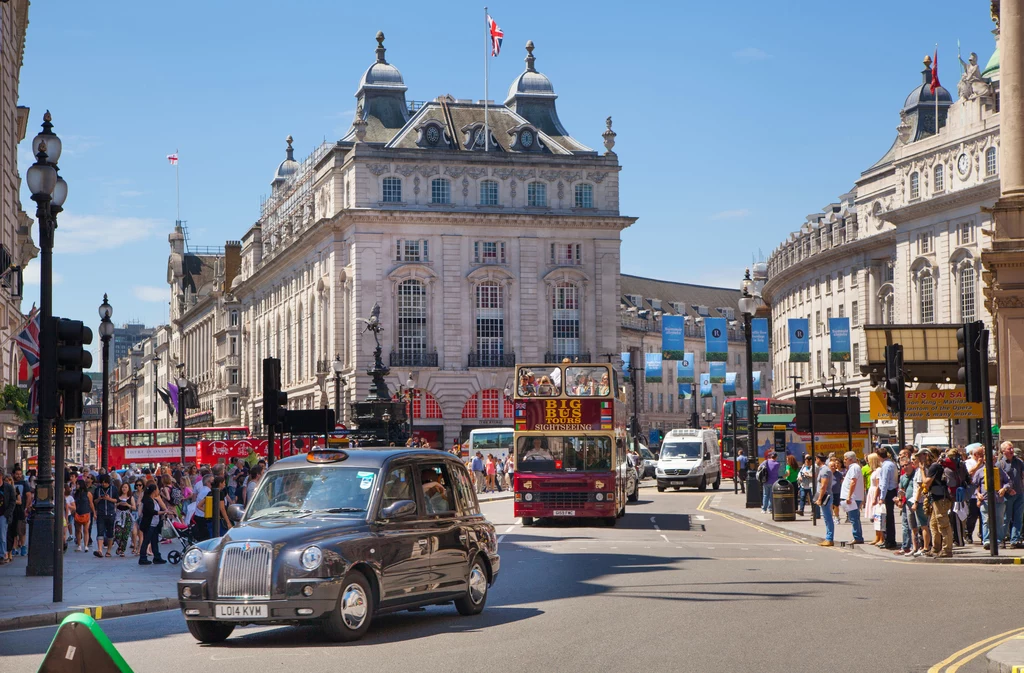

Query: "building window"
<box><xmin>815</xmin><ymin>279</ymin><xmax>820</xmax><ymax>297</ymax></box>
<box><xmin>837</xmin><ymin>270</ymin><xmax>844</xmax><ymax>291</ymax></box>
<box><xmin>934</xmin><ymin>164</ymin><xmax>945</xmax><ymax>192</ymax></box>
<box><xmin>960</xmin><ymin>265</ymin><xmax>976</xmax><ymax>322</ymax></box>
<box><xmin>431</xmin><ymin>178</ymin><xmax>451</xmax><ymax>204</ymax></box>
<box><xmin>886</xmin><ymin>297</ymin><xmax>895</xmax><ymax>324</ymax></box>
<box><xmin>230</xmin><ymin>397</ymin><xmax>239</xmax><ymax>418</ymax></box>
<box><xmin>229</xmin><ymin>310</ymin><xmax>239</xmax><ymax>326</ymax></box>
<box><xmin>883</xmin><ymin>262</ymin><xmax>895</xmax><ymax>283</ymax></box>
<box><xmin>850</xmin><ymin>267</ymin><xmax>858</xmax><ymax>286</ymax></box>
<box><xmin>815</xmin><ymin>351</ymin><xmax>822</xmax><ymax>381</ymax></box>
<box><xmin>958</xmin><ymin>222</ymin><xmax>975</xmax><ymax>246</ymax></box>
<box><xmin>528</xmin><ymin>182</ymin><xmax>547</xmax><ymax>207</ymax></box>
<box><xmin>481</xmin><ymin>389</ymin><xmax>500</xmax><ymax>419</ymax></box>
<box><xmin>473</xmin><ymin>241</ymin><xmax>506</xmax><ymax>264</ymax></box>
<box><xmin>815</xmin><ymin>311</ymin><xmax>821</xmax><ymax>335</ymax></box>
<box><xmin>851</xmin><ymin>301</ymin><xmax>859</xmax><ymax>326</ymax></box>
<box><xmin>658</xmin><ymin>393</ymin><xmax>664</xmax><ymax>412</ymax></box>
<box><xmin>475</xmin><ymin>282</ymin><xmax>505</xmax><ymax>358</ymax></box>
<box><xmin>382</xmin><ymin>176</ymin><xmax>402</xmax><ymax>203</ymax></box>
<box><xmin>838</xmin><ymin>304</ymin><xmax>845</xmax><ymax>318</ymax></box>
<box><xmin>395</xmin><ymin>239</ymin><xmax>428</xmax><ymax>262</ymax></box>
<box><xmin>230</xmin><ymin>368</ymin><xmax>239</xmax><ymax>385</ymax></box>
<box><xmin>668</xmin><ymin>395</ymin><xmax>674</xmax><ymax>413</ymax></box>
<box><xmin>826</xmin><ymin>274</ymin><xmax>832</xmax><ymax>294</ymax></box>
<box><xmin>229</xmin><ymin>336</ymin><xmax>238</xmax><ymax>355</ymax></box>
<box><xmin>919</xmin><ymin>274</ymin><xmax>934</xmax><ymax>324</ymax></box>
<box><xmin>461</xmin><ymin>395</ymin><xmax>478</xmax><ymax>419</ymax></box>
<box><xmin>910</xmin><ymin>172</ymin><xmax>920</xmax><ymax>200</ymax></box>
<box><xmin>648</xmin><ymin>392</ymin><xmax>653</xmax><ymax>411</ymax></box>
<box><xmin>574</xmin><ymin>183</ymin><xmax>594</xmax><ymax>208</ymax></box>
<box><xmin>919</xmin><ymin>232</ymin><xmax>933</xmax><ymax>254</ymax></box>
<box><xmin>551</xmin><ymin>243</ymin><xmax>582</xmax><ymax>266</ymax></box>
<box><xmin>986</xmin><ymin>147</ymin><xmax>997</xmax><ymax>177</ymax></box>
<box><xmin>852</xmin><ymin>343</ymin><xmax>860</xmax><ymax>366</ymax></box>
<box><xmin>397</xmin><ymin>280</ymin><xmax>427</xmax><ymax>354</ymax></box>
<box><xmin>552</xmin><ymin>282</ymin><xmax>580</xmax><ymax>355</ymax></box>
<box><xmin>479</xmin><ymin>179</ymin><xmax>499</xmax><ymax>206</ymax></box>
<box><xmin>826</xmin><ymin>308</ymin><xmax>832</xmax><ymax>331</ymax></box>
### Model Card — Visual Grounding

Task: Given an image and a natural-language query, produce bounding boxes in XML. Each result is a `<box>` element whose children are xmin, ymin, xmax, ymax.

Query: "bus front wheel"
<box><xmin>521</xmin><ymin>517</ymin><xmax>534</xmax><ymax>527</ymax></box>
<box><xmin>604</xmin><ymin>516</ymin><xmax>617</xmax><ymax>527</ymax></box>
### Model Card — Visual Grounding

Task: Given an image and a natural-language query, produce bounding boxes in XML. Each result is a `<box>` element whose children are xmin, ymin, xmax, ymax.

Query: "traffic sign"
<box><xmin>869</xmin><ymin>389</ymin><xmax>982</xmax><ymax>421</ymax></box>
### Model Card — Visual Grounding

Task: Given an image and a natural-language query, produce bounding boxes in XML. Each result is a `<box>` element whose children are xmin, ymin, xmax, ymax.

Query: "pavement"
<box><xmin>709</xmin><ymin>481</ymin><xmax>1024</xmax><ymax>565</ymax></box>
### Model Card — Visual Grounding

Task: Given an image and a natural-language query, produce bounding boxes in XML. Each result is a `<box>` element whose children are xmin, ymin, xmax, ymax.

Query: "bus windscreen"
<box><xmin>516</xmin><ymin>436</ymin><xmax>611</xmax><ymax>472</ymax></box>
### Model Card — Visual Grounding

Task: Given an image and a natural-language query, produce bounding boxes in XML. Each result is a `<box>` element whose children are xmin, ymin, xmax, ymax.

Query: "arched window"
<box><xmin>887</xmin><ymin>300</ymin><xmax>895</xmax><ymax>325</ymax></box>
<box><xmin>960</xmin><ymin>264</ymin><xmax>976</xmax><ymax>322</ymax></box>
<box><xmin>286</xmin><ymin>310</ymin><xmax>293</xmax><ymax>382</ymax></box>
<box><xmin>552</xmin><ymin>282</ymin><xmax>580</xmax><ymax>356</ymax></box>
<box><xmin>479</xmin><ymin>179</ymin><xmax>499</xmax><ymax>206</ymax></box>
<box><xmin>309</xmin><ymin>301</ymin><xmax>317</xmax><ymax>371</ymax></box>
<box><xmin>297</xmin><ymin>306</ymin><xmax>304</xmax><ymax>380</ymax></box>
<box><xmin>475</xmin><ymin>282</ymin><xmax>504</xmax><ymax>361</ymax></box>
<box><xmin>919</xmin><ymin>274</ymin><xmax>934</xmax><ymax>323</ymax></box>
<box><xmin>382</xmin><ymin>176</ymin><xmax>402</xmax><ymax>203</ymax></box>
<box><xmin>255</xmin><ymin>325</ymin><xmax>262</xmax><ymax>389</ymax></box>
<box><xmin>397</xmin><ymin>280</ymin><xmax>427</xmax><ymax>354</ymax></box>
<box><xmin>430</xmin><ymin>178</ymin><xmax>450</xmax><ymax>204</ymax></box>
<box><xmin>528</xmin><ymin>181</ymin><xmax>547</xmax><ymax>207</ymax></box>
<box><xmin>574</xmin><ymin>183</ymin><xmax>593</xmax><ymax>208</ymax></box>
<box><xmin>910</xmin><ymin>172</ymin><xmax>920</xmax><ymax>200</ymax></box>
<box><xmin>986</xmin><ymin>147</ymin><xmax>998</xmax><ymax>177</ymax></box>
<box><xmin>933</xmin><ymin>164</ymin><xmax>944</xmax><ymax>192</ymax></box>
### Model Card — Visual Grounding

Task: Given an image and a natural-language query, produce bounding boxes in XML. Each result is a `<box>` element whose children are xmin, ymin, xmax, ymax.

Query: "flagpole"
<box><xmin>935</xmin><ymin>45</ymin><xmax>939</xmax><ymax>137</ymax></box>
<box><xmin>175</xmin><ymin>147</ymin><xmax>181</xmax><ymax>224</ymax></box>
<box><xmin>484</xmin><ymin>7</ymin><xmax>489</xmax><ymax>152</ymax></box>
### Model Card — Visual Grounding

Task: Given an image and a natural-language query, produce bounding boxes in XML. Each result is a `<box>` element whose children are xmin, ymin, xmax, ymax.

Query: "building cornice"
<box><xmin>879</xmin><ymin>180</ymin><xmax>1000</xmax><ymax>225</ymax></box>
<box><xmin>762</xmin><ymin>232</ymin><xmax>896</xmax><ymax>302</ymax></box>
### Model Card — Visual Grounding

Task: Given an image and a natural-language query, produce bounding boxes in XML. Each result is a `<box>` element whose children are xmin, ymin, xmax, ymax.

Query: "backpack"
<box><xmin>756</xmin><ymin>461</ymin><xmax>769</xmax><ymax>484</ymax></box>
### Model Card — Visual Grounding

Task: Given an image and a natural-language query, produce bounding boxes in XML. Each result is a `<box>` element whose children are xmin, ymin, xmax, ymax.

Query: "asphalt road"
<box><xmin>1</xmin><ymin>489</ymin><xmax>1020</xmax><ymax>673</ymax></box>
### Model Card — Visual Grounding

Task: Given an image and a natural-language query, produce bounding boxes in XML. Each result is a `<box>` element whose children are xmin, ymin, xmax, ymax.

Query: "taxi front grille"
<box><xmin>534</xmin><ymin>492</ymin><xmax>590</xmax><ymax>508</ymax></box>
<box><xmin>218</xmin><ymin>542</ymin><xmax>272</xmax><ymax>599</ymax></box>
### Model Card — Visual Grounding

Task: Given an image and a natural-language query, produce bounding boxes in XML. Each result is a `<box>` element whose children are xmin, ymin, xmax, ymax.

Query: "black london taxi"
<box><xmin>177</xmin><ymin>448</ymin><xmax>500</xmax><ymax>643</ymax></box>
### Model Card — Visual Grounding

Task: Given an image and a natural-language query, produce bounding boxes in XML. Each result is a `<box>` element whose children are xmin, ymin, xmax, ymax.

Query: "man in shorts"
<box><xmin>92</xmin><ymin>473</ymin><xmax>117</xmax><ymax>557</ymax></box>
<box><xmin>10</xmin><ymin>465</ymin><xmax>31</xmax><ymax>557</ymax></box>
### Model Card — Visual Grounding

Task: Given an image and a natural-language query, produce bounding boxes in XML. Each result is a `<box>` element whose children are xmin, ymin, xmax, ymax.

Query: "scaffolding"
<box><xmin>259</xmin><ymin>140</ymin><xmax>333</xmax><ymax>238</ymax></box>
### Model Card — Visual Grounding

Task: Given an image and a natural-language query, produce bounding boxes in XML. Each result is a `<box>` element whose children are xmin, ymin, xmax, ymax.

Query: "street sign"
<box><xmin>869</xmin><ymin>389</ymin><xmax>982</xmax><ymax>421</ymax></box>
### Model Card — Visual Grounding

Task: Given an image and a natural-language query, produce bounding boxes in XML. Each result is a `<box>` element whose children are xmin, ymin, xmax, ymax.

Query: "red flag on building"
<box><xmin>930</xmin><ymin>49</ymin><xmax>940</xmax><ymax>94</ymax></box>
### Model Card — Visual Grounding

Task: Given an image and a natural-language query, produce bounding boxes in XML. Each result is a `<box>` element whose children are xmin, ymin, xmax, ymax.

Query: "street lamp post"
<box><xmin>98</xmin><ymin>295</ymin><xmax>113</xmax><ymax>470</ymax></box>
<box><xmin>131</xmin><ymin>370</ymin><xmax>139</xmax><ymax>429</ymax></box>
<box><xmin>177</xmin><ymin>363</ymin><xmax>187</xmax><ymax>465</ymax></box>
<box><xmin>25</xmin><ymin>112</ymin><xmax>67</xmax><ymax>578</ymax></box>
<box><xmin>332</xmin><ymin>355</ymin><xmax>344</xmax><ymax>426</ymax></box>
<box><xmin>739</xmin><ymin>270</ymin><xmax>761</xmax><ymax>509</ymax></box>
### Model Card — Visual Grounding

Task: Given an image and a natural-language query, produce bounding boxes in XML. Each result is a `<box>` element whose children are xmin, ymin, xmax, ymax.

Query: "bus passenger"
<box><xmin>522</xmin><ymin>438</ymin><xmax>554</xmax><ymax>462</ymax></box>
<box><xmin>597</xmin><ymin>372</ymin><xmax>610</xmax><ymax>396</ymax></box>
<box><xmin>537</xmin><ymin>376</ymin><xmax>555</xmax><ymax>396</ymax></box>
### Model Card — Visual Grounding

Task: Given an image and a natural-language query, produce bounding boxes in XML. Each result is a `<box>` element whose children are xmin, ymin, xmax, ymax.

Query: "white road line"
<box><xmin>695</xmin><ymin>515</ymin><xmax>709</xmax><ymax>521</ymax></box>
<box><xmin>497</xmin><ymin>535</ymin><xmax>505</xmax><ymax>543</ymax></box>
<box><xmin>650</xmin><ymin>515</ymin><xmax>660</xmax><ymax>532</ymax></box>
<box><xmin>660</xmin><ymin>534</ymin><xmax>671</xmax><ymax>544</ymax></box>
<box><xmin>504</xmin><ymin>525</ymin><xmax>516</xmax><ymax>533</ymax></box>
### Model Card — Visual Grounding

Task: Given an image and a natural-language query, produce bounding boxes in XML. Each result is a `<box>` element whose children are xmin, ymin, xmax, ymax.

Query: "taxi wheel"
<box><xmin>322</xmin><ymin>571</ymin><xmax>374</xmax><ymax>642</ymax></box>
<box><xmin>187</xmin><ymin>620</ymin><xmax>235</xmax><ymax>644</ymax></box>
<box><xmin>454</xmin><ymin>557</ymin><xmax>489</xmax><ymax>616</ymax></box>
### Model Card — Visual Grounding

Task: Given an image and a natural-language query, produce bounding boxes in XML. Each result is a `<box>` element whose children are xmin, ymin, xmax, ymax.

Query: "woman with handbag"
<box><xmin>113</xmin><ymin>482</ymin><xmax>133</xmax><ymax>557</ymax></box>
<box><xmin>139</xmin><ymin>483</ymin><xmax>166</xmax><ymax>565</ymax></box>
<box><xmin>72</xmin><ymin>478</ymin><xmax>94</xmax><ymax>553</ymax></box>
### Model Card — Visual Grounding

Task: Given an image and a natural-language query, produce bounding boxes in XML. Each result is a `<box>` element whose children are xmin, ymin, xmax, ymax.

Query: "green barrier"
<box><xmin>37</xmin><ymin>612</ymin><xmax>133</xmax><ymax>673</ymax></box>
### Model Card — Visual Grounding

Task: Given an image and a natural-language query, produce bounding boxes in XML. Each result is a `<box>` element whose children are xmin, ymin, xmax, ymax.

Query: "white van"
<box><xmin>656</xmin><ymin>428</ymin><xmax>721</xmax><ymax>492</ymax></box>
<box><xmin>914</xmin><ymin>434</ymin><xmax>950</xmax><ymax>451</ymax></box>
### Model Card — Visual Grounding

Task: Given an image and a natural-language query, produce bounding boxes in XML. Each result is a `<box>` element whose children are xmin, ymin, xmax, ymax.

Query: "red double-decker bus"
<box><xmin>512</xmin><ymin>362</ymin><xmax>630</xmax><ymax>527</ymax></box>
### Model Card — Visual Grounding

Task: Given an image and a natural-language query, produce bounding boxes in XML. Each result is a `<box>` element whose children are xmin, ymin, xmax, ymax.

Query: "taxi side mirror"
<box><xmin>381</xmin><ymin>500</ymin><xmax>417</xmax><ymax>520</ymax></box>
<box><xmin>228</xmin><ymin>504</ymin><xmax>245</xmax><ymax>523</ymax></box>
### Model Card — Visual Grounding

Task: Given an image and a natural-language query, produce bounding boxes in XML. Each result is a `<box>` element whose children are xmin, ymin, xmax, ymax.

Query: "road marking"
<box><xmin>497</xmin><ymin>535</ymin><xmax>505</xmax><ymax>543</ymax></box>
<box><xmin>504</xmin><ymin>525</ymin><xmax>516</xmax><ymax>533</ymax></box>
<box><xmin>650</xmin><ymin>515</ymin><xmax>661</xmax><ymax>532</ymax></box>
<box><xmin>696</xmin><ymin>495</ymin><xmax>806</xmax><ymax>545</ymax></box>
<box><xmin>695</xmin><ymin>515</ymin><xmax>709</xmax><ymax>521</ymax></box>
<box><xmin>660</xmin><ymin>534</ymin><xmax>670</xmax><ymax>543</ymax></box>
<box><xmin>928</xmin><ymin>627</ymin><xmax>1024</xmax><ymax>672</ymax></box>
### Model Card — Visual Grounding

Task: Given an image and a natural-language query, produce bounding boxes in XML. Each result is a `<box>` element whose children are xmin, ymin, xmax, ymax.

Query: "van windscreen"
<box><xmin>660</xmin><ymin>441</ymin><xmax>703</xmax><ymax>459</ymax></box>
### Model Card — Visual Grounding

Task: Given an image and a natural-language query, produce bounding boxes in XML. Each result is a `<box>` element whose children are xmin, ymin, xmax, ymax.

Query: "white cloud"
<box><xmin>53</xmin><ymin>213</ymin><xmax>160</xmax><ymax>254</ymax></box>
<box><xmin>133</xmin><ymin>285</ymin><xmax>167</xmax><ymax>303</ymax></box>
<box><xmin>711</xmin><ymin>208</ymin><xmax>751</xmax><ymax>220</ymax></box>
<box><xmin>22</xmin><ymin>261</ymin><xmax>62</xmax><ymax>286</ymax></box>
<box><xmin>733</xmin><ymin>47</ymin><xmax>771</xmax><ymax>63</ymax></box>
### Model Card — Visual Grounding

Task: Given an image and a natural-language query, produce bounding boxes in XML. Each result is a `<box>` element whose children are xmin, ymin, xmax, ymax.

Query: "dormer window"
<box><xmin>415</xmin><ymin>121</ymin><xmax>449</xmax><ymax>148</ymax></box>
<box><xmin>507</xmin><ymin>123</ymin><xmax>544</xmax><ymax>152</ymax></box>
<box><xmin>462</xmin><ymin>123</ymin><xmax>498</xmax><ymax>151</ymax></box>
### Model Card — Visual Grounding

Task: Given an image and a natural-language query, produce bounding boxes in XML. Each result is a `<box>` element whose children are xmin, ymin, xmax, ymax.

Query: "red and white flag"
<box><xmin>488</xmin><ymin>15</ymin><xmax>503</xmax><ymax>57</ymax></box>
<box><xmin>930</xmin><ymin>49</ymin><xmax>941</xmax><ymax>94</ymax></box>
<box><xmin>167</xmin><ymin>153</ymin><xmax>178</xmax><ymax>165</ymax></box>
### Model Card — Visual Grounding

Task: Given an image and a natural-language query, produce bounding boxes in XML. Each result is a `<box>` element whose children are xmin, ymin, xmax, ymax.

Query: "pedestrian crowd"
<box><xmin>754</xmin><ymin>441</ymin><xmax>1024</xmax><ymax>557</ymax></box>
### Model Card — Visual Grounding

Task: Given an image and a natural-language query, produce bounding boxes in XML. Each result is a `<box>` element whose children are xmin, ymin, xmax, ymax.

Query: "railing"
<box><xmin>544</xmin><ymin>352</ymin><xmax>592</xmax><ymax>363</ymax></box>
<box><xmin>468</xmin><ymin>351</ymin><xmax>515</xmax><ymax>368</ymax></box>
<box><xmin>389</xmin><ymin>350</ymin><xmax>439</xmax><ymax>368</ymax></box>
<box><xmin>621</xmin><ymin>315</ymin><xmax>659</xmax><ymax>332</ymax></box>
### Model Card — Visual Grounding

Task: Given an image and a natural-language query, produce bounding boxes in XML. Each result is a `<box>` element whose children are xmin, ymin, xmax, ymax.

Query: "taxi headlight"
<box><xmin>524</xmin><ymin>492</ymin><xmax>533</xmax><ymax>502</ymax></box>
<box><xmin>182</xmin><ymin>548</ymin><xmax>204</xmax><ymax>573</ymax></box>
<box><xmin>301</xmin><ymin>546</ymin><xmax>323</xmax><ymax>571</ymax></box>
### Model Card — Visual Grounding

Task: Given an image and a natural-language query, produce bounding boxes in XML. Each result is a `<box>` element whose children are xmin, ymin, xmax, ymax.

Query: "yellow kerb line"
<box><xmin>928</xmin><ymin>627</ymin><xmax>1024</xmax><ymax>672</ymax></box>
<box><xmin>696</xmin><ymin>495</ymin><xmax>806</xmax><ymax>545</ymax></box>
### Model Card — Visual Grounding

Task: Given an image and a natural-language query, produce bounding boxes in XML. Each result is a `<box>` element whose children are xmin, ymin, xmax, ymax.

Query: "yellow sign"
<box><xmin>869</xmin><ymin>389</ymin><xmax>982</xmax><ymax>421</ymax></box>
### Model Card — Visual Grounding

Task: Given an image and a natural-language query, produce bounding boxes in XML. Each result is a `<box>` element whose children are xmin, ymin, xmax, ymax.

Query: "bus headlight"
<box><xmin>524</xmin><ymin>492</ymin><xmax>533</xmax><ymax>502</ymax></box>
<box><xmin>595</xmin><ymin>493</ymin><xmax>604</xmax><ymax>502</ymax></box>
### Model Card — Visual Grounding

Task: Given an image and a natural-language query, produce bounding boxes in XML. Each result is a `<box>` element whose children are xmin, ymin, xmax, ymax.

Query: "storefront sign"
<box><xmin>869</xmin><ymin>389</ymin><xmax>982</xmax><ymax>420</ymax></box>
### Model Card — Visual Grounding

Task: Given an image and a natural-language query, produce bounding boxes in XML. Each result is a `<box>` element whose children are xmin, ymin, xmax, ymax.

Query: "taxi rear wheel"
<box><xmin>187</xmin><ymin>620</ymin><xmax>235</xmax><ymax>644</ymax></box>
<box><xmin>322</xmin><ymin>571</ymin><xmax>374</xmax><ymax>642</ymax></box>
<box><xmin>454</xmin><ymin>557</ymin><xmax>489</xmax><ymax>616</ymax></box>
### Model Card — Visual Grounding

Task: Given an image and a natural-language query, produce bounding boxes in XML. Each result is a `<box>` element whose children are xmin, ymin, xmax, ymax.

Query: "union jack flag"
<box><xmin>14</xmin><ymin>307</ymin><xmax>40</xmax><ymax>414</ymax></box>
<box><xmin>488</xmin><ymin>15</ymin><xmax>503</xmax><ymax>57</ymax></box>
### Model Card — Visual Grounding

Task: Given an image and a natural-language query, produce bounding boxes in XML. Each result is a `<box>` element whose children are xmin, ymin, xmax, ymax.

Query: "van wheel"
<box><xmin>454</xmin><ymin>557</ymin><xmax>489</xmax><ymax>616</ymax></box>
<box><xmin>187</xmin><ymin>620</ymin><xmax>235</xmax><ymax>644</ymax></box>
<box><xmin>322</xmin><ymin>571</ymin><xmax>374</xmax><ymax>642</ymax></box>
<box><xmin>521</xmin><ymin>517</ymin><xmax>534</xmax><ymax>527</ymax></box>
<box><xmin>712</xmin><ymin>473</ymin><xmax>721</xmax><ymax>490</ymax></box>
<box><xmin>697</xmin><ymin>475</ymin><xmax>708</xmax><ymax>492</ymax></box>
<box><xmin>657</xmin><ymin>486</ymin><xmax>665</xmax><ymax>493</ymax></box>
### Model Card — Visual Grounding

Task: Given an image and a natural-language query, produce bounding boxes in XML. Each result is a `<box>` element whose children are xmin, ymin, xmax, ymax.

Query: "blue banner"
<box><xmin>829</xmin><ymin>317</ymin><xmax>851</xmax><ymax>362</ymax></box>
<box><xmin>752</xmin><ymin>370</ymin><xmax>761</xmax><ymax>394</ymax></box>
<box><xmin>677</xmin><ymin>353</ymin><xmax>695</xmax><ymax>384</ymax></box>
<box><xmin>788</xmin><ymin>318</ymin><xmax>810</xmax><ymax>362</ymax></box>
<box><xmin>661</xmin><ymin>315</ymin><xmax>685</xmax><ymax>360</ymax></box>
<box><xmin>700</xmin><ymin>373</ymin><xmax>712</xmax><ymax>398</ymax></box>
<box><xmin>709</xmin><ymin>361</ymin><xmax>726</xmax><ymax>384</ymax></box>
<box><xmin>644</xmin><ymin>353</ymin><xmax>663</xmax><ymax>383</ymax></box>
<box><xmin>751</xmin><ymin>317</ymin><xmax>769</xmax><ymax>362</ymax></box>
<box><xmin>704</xmin><ymin>317</ymin><xmax>728</xmax><ymax>362</ymax></box>
<box><xmin>678</xmin><ymin>383</ymin><xmax>692</xmax><ymax>399</ymax></box>
<box><xmin>724</xmin><ymin>372</ymin><xmax>737</xmax><ymax>395</ymax></box>
<box><xmin>621</xmin><ymin>351</ymin><xmax>631</xmax><ymax>380</ymax></box>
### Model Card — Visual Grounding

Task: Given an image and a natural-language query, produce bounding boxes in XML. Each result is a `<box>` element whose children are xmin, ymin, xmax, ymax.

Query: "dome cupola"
<box><xmin>272</xmin><ymin>135</ymin><xmax>299</xmax><ymax>190</ymax></box>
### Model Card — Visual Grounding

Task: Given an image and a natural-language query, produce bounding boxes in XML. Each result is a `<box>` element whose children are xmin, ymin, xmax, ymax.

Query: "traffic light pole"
<box><xmin>980</xmin><ymin>328</ymin><xmax>997</xmax><ymax>557</ymax></box>
<box><xmin>52</xmin><ymin>413</ymin><xmax>64</xmax><ymax>602</ymax></box>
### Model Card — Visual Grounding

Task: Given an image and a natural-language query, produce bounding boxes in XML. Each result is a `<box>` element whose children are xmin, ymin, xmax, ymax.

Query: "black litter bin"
<box><xmin>771</xmin><ymin>480</ymin><xmax>796</xmax><ymax>522</ymax></box>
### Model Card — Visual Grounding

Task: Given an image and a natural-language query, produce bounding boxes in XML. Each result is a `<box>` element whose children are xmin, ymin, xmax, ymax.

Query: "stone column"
<box><xmin>983</xmin><ymin>0</ymin><xmax>1024</xmax><ymax>445</ymax></box>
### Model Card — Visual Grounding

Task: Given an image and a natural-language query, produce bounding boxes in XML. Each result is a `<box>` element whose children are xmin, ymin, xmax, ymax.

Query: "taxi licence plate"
<box><xmin>552</xmin><ymin>510</ymin><xmax>575</xmax><ymax>517</ymax></box>
<box><xmin>215</xmin><ymin>604</ymin><xmax>267</xmax><ymax>619</ymax></box>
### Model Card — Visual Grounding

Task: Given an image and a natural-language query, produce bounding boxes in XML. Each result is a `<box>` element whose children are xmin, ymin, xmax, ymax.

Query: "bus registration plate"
<box><xmin>552</xmin><ymin>510</ymin><xmax>575</xmax><ymax>517</ymax></box>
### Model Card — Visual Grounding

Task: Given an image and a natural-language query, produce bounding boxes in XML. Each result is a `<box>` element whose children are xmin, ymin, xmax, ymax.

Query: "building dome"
<box><xmin>505</xmin><ymin>41</ymin><xmax>556</xmax><ymax>103</ymax></box>
<box><xmin>272</xmin><ymin>136</ymin><xmax>299</xmax><ymax>186</ymax></box>
<box><xmin>982</xmin><ymin>44</ymin><xmax>999</xmax><ymax>78</ymax></box>
<box><xmin>357</xmin><ymin>31</ymin><xmax>406</xmax><ymax>92</ymax></box>
<box><xmin>902</xmin><ymin>76</ymin><xmax>952</xmax><ymax>110</ymax></box>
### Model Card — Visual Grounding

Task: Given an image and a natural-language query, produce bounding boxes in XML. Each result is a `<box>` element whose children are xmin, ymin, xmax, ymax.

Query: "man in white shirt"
<box><xmin>841</xmin><ymin>451</ymin><xmax>865</xmax><ymax>544</ymax></box>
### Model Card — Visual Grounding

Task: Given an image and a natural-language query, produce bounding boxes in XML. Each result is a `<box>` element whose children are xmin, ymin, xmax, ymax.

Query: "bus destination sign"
<box><xmin>514</xmin><ymin>399</ymin><xmax>613</xmax><ymax>432</ymax></box>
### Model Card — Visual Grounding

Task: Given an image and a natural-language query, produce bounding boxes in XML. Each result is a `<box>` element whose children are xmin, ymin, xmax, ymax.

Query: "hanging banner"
<box><xmin>677</xmin><ymin>353</ymin><xmax>695</xmax><ymax>384</ymax></box>
<box><xmin>661</xmin><ymin>315</ymin><xmax>685</xmax><ymax>360</ymax></box>
<box><xmin>700</xmin><ymin>373</ymin><xmax>712</xmax><ymax>398</ymax></box>
<box><xmin>751</xmin><ymin>318</ymin><xmax>769</xmax><ymax>362</ymax></box>
<box><xmin>678</xmin><ymin>383</ymin><xmax>693</xmax><ymax>399</ymax></box>
<box><xmin>829</xmin><ymin>317</ymin><xmax>851</xmax><ymax>362</ymax></box>
<box><xmin>788</xmin><ymin>318</ymin><xmax>810</xmax><ymax>362</ymax></box>
<box><xmin>752</xmin><ymin>370</ymin><xmax>762</xmax><ymax>394</ymax></box>
<box><xmin>621</xmin><ymin>351</ymin><xmax>631</xmax><ymax>380</ymax></box>
<box><xmin>704</xmin><ymin>317</ymin><xmax>728</xmax><ymax>362</ymax></box>
<box><xmin>709</xmin><ymin>361</ymin><xmax>726</xmax><ymax>384</ymax></box>
<box><xmin>724</xmin><ymin>372</ymin><xmax>737</xmax><ymax>395</ymax></box>
<box><xmin>644</xmin><ymin>353</ymin><xmax>663</xmax><ymax>383</ymax></box>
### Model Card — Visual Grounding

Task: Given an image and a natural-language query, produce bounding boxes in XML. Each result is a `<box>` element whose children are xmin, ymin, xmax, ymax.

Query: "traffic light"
<box><xmin>957</xmin><ymin>320</ymin><xmax>984</xmax><ymax>402</ymax></box>
<box><xmin>54</xmin><ymin>317</ymin><xmax>93</xmax><ymax>419</ymax></box>
<box><xmin>884</xmin><ymin>344</ymin><xmax>905</xmax><ymax>415</ymax></box>
<box><xmin>262</xmin><ymin>357</ymin><xmax>288</xmax><ymax>429</ymax></box>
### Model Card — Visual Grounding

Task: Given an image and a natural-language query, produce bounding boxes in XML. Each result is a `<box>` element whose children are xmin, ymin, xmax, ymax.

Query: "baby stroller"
<box><xmin>163</xmin><ymin>506</ymin><xmax>201</xmax><ymax>565</ymax></box>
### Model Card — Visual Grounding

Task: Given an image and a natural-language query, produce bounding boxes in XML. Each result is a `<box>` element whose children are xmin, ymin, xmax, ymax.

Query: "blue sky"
<box><xmin>17</xmin><ymin>0</ymin><xmax>997</xmax><ymax>356</ymax></box>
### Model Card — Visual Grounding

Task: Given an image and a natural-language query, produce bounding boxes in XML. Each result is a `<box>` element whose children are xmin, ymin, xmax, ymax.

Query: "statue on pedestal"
<box><xmin>958</xmin><ymin>51</ymin><xmax>993</xmax><ymax>100</ymax></box>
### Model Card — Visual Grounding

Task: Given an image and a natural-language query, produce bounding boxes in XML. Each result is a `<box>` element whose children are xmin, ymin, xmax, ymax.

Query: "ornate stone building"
<box><xmin>763</xmin><ymin>20</ymin><xmax>1001</xmax><ymax>442</ymax></box>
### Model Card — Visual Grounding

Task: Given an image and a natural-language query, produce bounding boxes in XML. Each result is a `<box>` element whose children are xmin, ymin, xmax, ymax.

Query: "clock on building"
<box><xmin>957</xmin><ymin>152</ymin><xmax>971</xmax><ymax>177</ymax></box>
<box><xmin>425</xmin><ymin>125</ymin><xmax>440</xmax><ymax>146</ymax></box>
<box><xmin>520</xmin><ymin>129</ymin><xmax>534</xmax><ymax>149</ymax></box>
